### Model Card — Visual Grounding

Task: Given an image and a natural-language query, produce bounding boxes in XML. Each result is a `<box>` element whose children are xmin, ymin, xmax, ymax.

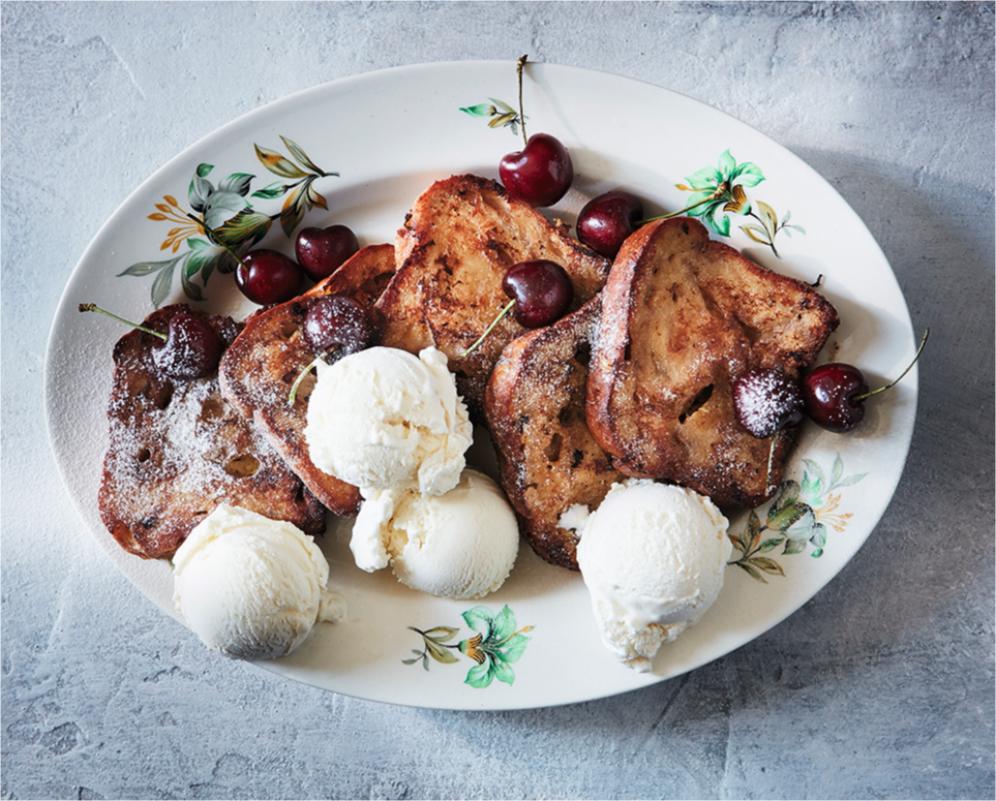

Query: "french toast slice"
<box><xmin>99</xmin><ymin>304</ymin><xmax>326</xmax><ymax>560</ymax></box>
<box><xmin>486</xmin><ymin>297</ymin><xmax>623</xmax><ymax>570</ymax></box>
<box><xmin>218</xmin><ymin>244</ymin><xmax>395</xmax><ymax>515</ymax></box>
<box><xmin>587</xmin><ymin>217</ymin><xmax>839</xmax><ymax>508</ymax></box>
<box><xmin>376</xmin><ymin>175</ymin><xmax>610</xmax><ymax>414</ymax></box>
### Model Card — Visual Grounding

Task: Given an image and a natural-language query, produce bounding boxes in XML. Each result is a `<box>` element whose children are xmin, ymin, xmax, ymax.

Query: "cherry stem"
<box><xmin>463</xmin><ymin>299</ymin><xmax>515</xmax><ymax>358</ymax></box>
<box><xmin>516</xmin><ymin>54</ymin><xmax>528</xmax><ymax>147</ymax></box>
<box><xmin>853</xmin><ymin>328</ymin><xmax>930</xmax><ymax>402</ymax></box>
<box><xmin>185</xmin><ymin>212</ymin><xmax>209</xmax><ymax>231</ymax></box>
<box><xmin>79</xmin><ymin>303</ymin><xmax>167</xmax><ymax>341</ymax></box>
<box><xmin>287</xmin><ymin>355</ymin><xmax>324</xmax><ymax>407</ymax></box>
<box><xmin>763</xmin><ymin>430</ymin><xmax>781</xmax><ymax>496</ymax></box>
<box><xmin>639</xmin><ymin>186</ymin><xmax>727</xmax><ymax>224</ymax></box>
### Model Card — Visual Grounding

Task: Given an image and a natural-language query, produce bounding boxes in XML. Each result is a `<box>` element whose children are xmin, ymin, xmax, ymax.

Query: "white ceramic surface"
<box><xmin>45</xmin><ymin>61</ymin><xmax>917</xmax><ymax>710</ymax></box>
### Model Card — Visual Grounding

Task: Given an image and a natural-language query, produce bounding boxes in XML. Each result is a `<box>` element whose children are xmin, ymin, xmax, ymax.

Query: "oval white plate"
<box><xmin>46</xmin><ymin>61</ymin><xmax>917</xmax><ymax>710</ymax></box>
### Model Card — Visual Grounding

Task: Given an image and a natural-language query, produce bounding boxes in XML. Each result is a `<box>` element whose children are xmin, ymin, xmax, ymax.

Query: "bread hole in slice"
<box><xmin>127</xmin><ymin>373</ymin><xmax>149</xmax><ymax>394</ymax></box>
<box><xmin>573</xmin><ymin>341</ymin><xmax>591</xmax><ymax>367</ymax></box>
<box><xmin>153</xmin><ymin>383</ymin><xmax>174</xmax><ymax>410</ymax></box>
<box><xmin>200</xmin><ymin>397</ymin><xmax>224</xmax><ymax>420</ymax></box>
<box><xmin>557</xmin><ymin>405</ymin><xmax>574</xmax><ymax>425</ymax></box>
<box><xmin>545</xmin><ymin>433</ymin><xmax>563</xmax><ymax>462</ymax></box>
<box><xmin>369</xmin><ymin>272</ymin><xmax>394</xmax><ymax>297</ymax></box>
<box><xmin>679</xmin><ymin>384</ymin><xmax>714</xmax><ymax>424</ymax></box>
<box><xmin>136</xmin><ymin>447</ymin><xmax>151</xmax><ymax>463</ymax></box>
<box><xmin>224</xmin><ymin>454</ymin><xmax>260</xmax><ymax>478</ymax></box>
<box><xmin>279</xmin><ymin>319</ymin><xmax>299</xmax><ymax>339</ymax></box>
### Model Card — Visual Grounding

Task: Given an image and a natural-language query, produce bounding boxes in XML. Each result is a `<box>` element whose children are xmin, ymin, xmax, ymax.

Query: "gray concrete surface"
<box><xmin>2</xmin><ymin>2</ymin><xmax>993</xmax><ymax>799</ymax></box>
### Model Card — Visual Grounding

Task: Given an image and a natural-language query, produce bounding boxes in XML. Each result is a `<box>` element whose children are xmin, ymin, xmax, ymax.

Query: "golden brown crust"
<box><xmin>218</xmin><ymin>244</ymin><xmax>396</xmax><ymax>515</ymax></box>
<box><xmin>98</xmin><ymin>305</ymin><xmax>326</xmax><ymax>560</ymax></box>
<box><xmin>376</xmin><ymin>175</ymin><xmax>610</xmax><ymax>415</ymax></box>
<box><xmin>486</xmin><ymin>297</ymin><xmax>623</xmax><ymax>569</ymax></box>
<box><xmin>587</xmin><ymin>217</ymin><xmax>839</xmax><ymax>508</ymax></box>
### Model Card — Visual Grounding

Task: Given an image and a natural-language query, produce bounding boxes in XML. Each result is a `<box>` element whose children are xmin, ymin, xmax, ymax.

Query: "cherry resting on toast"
<box><xmin>463</xmin><ymin>260</ymin><xmax>573</xmax><ymax>357</ymax></box>
<box><xmin>577</xmin><ymin>191</ymin><xmax>644</xmax><ymax>257</ymax></box>
<box><xmin>235</xmin><ymin>249</ymin><xmax>302</xmax><ymax>305</ymax></box>
<box><xmin>732</xmin><ymin>368</ymin><xmax>805</xmax><ymax>438</ymax></box>
<box><xmin>803</xmin><ymin>329</ymin><xmax>930</xmax><ymax>432</ymax></box>
<box><xmin>296</xmin><ymin>225</ymin><xmax>359</xmax><ymax>281</ymax></box>
<box><xmin>498</xmin><ymin>56</ymin><xmax>573</xmax><ymax>207</ymax></box>
<box><xmin>287</xmin><ymin>295</ymin><xmax>376</xmax><ymax>407</ymax></box>
<box><xmin>79</xmin><ymin>303</ymin><xmax>221</xmax><ymax>379</ymax></box>
<box><xmin>302</xmin><ymin>294</ymin><xmax>373</xmax><ymax>355</ymax></box>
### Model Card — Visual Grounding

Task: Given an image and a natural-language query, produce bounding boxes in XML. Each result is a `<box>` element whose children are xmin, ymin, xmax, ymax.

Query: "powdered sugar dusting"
<box><xmin>99</xmin><ymin>305</ymin><xmax>324</xmax><ymax>557</ymax></box>
<box><xmin>105</xmin><ymin>376</ymin><xmax>280</xmax><ymax>498</ymax></box>
<box><xmin>732</xmin><ymin>368</ymin><xmax>804</xmax><ymax>438</ymax></box>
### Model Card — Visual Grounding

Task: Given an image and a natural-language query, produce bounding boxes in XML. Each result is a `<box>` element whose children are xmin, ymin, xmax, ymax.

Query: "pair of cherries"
<box><xmin>499</xmin><ymin>130</ymin><xmax>642</xmax><ymax>258</ymax></box>
<box><xmin>234</xmin><ymin>223</ymin><xmax>360</xmax><ymax>305</ymax></box>
<box><xmin>733</xmin><ymin>332</ymin><xmax>928</xmax><ymax>436</ymax></box>
<box><xmin>491</xmin><ymin>66</ymin><xmax>642</xmax><ymax>261</ymax></box>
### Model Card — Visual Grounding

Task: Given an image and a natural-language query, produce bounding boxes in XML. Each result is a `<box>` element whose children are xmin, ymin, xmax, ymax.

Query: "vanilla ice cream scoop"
<box><xmin>172</xmin><ymin>504</ymin><xmax>342</xmax><ymax>660</ymax></box>
<box><xmin>566</xmin><ymin>480</ymin><xmax>730</xmax><ymax>671</ymax></box>
<box><xmin>350</xmin><ymin>469</ymin><xmax>519</xmax><ymax>599</ymax></box>
<box><xmin>304</xmin><ymin>346</ymin><xmax>473</xmax><ymax>496</ymax></box>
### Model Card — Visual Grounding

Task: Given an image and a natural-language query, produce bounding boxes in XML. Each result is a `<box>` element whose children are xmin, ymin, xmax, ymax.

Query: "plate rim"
<box><xmin>44</xmin><ymin>59</ymin><xmax>919</xmax><ymax>710</ymax></box>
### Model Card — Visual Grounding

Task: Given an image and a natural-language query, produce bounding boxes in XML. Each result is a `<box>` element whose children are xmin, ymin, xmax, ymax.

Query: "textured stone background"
<box><xmin>2</xmin><ymin>2</ymin><xmax>993</xmax><ymax>799</ymax></box>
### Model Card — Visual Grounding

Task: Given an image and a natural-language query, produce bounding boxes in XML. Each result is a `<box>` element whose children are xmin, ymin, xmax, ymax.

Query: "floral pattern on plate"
<box><xmin>728</xmin><ymin>453</ymin><xmax>867</xmax><ymax>581</ymax></box>
<box><xmin>675</xmin><ymin>149</ymin><xmax>804</xmax><ymax>257</ymax></box>
<box><xmin>404</xmin><ymin>605</ymin><xmax>534</xmax><ymax>689</ymax></box>
<box><xmin>119</xmin><ymin>136</ymin><xmax>337</xmax><ymax>308</ymax></box>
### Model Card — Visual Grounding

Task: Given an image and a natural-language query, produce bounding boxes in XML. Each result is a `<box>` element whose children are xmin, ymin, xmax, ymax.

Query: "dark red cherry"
<box><xmin>151</xmin><ymin>309</ymin><xmax>222</xmax><ymax>379</ymax></box>
<box><xmin>79</xmin><ymin>303</ymin><xmax>221</xmax><ymax>380</ymax></box>
<box><xmin>803</xmin><ymin>363</ymin><xmax>869</xmax><ymax>432</ymax></box>
<box><xmin>235</xmin><ymin>250</ymin><xmax>302</xmax><ymax>305</ymax></box>
<box><xmin>502</xmin><ymin>260</ymin><xmax>574</xmax><ymax>328</ymax></box>
<box><xmin>577</xmin><ymin>191</ymin><xmax>644</xmax><ymax>257</ymax></box>
<box><xmin>733</xmin><ymin>368</ymin><xmax>805</xmax><ymax>438</ymax></box>
<box><xmin>302</xmin><ymin>294</ymin><xmax>374</xmax><ymax>355</ymax></box>
<box><xmin>804</xmin><ymin>330</ymin><xmax>929</xmax><ymax>433</ymax></box>
<box><xmin>295</xmin><ymin>225</ymin><xmax>359</xmax><ymax>282</ymax></box>
<box><xmin>499</xmin><ymin>133</ymin><xmax>574</xmax><ymax>207</ymax></box>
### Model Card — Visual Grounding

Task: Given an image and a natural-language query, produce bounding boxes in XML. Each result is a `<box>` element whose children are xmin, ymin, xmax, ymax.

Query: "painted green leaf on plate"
<box><xmin>219</xmin><ymin>172</ymin><xmax>254</xmax><ymax>196</ymax></box>
<box><xmin>255</xmin><ymin>144</ymin><xmax>308</xmax><ymax>179</ymax></box>
<box><xmin>280</xmin><ymin>135</ymin><xmax>324</xmax><ymax>175</ymax></box>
